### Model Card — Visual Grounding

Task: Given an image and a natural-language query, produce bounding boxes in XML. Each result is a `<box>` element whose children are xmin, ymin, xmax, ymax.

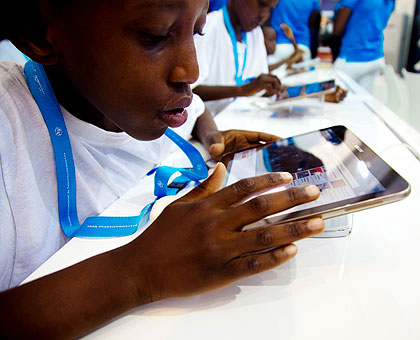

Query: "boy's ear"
<box><xmin>10</xmin><ymin>29</ymin><xmax>59</xmax><ymax>65</ymax></box>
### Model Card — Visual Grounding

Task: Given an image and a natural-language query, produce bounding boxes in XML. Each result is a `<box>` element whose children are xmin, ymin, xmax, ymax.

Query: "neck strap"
<box><xmin>222</xmin><ymin>5</ymin><xmax>248</xmax><ymax>86</ymax></box>
<box><xmin>24</xmin><ymin>61</ymin><xmax>208</xmax><ymax>237</ymax></box>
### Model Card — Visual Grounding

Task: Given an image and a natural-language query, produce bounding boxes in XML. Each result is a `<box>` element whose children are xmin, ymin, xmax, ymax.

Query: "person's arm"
<box><xmin>333</xmin><ymin>7</ymin><xmax>353</xmax><ymax>37</ymax></box>
<box><xmin>192</xmin><ymin>107</ymin><xmax>281</xmax><ymax>160</ymax></box>
<box><xmin>322</xmin><ymin>6</ymin><xmax>353</xmax><ymax>60</ymax></box>
<box><xmin>0</xmin><ymin>248</ymin><xmax>139</xmax><ymax>339</ymax></box>
<box><xmin>279</xmin><ymin>23</ymin><xmax>298</xmax><ymax>50</ymax></box>
<box><xmin>268</xmin><ymin>24</ymin><xmax>303</xmax><ymax>72</ymax></box>
<box><xmin>191</xmin><ymin>105</ymin><xmax>221</xmax><ymax>148</ymax></box>
<box><xmin>268</xmin><ymin>59</ymin><xmax>288</xmax><ymax>72</ymax></box>
<box><xmin>308</xmin><ymin>10</ymin><xmax>321</xmax><ymax>59</ymax></box>
<box><xmin>268</xmin><ymin>49</ymin><xmax>304</xmax><ymax>72</ymax></box>
<box><xmin>308</xmin><ymin>10</ymin><xmax>321</xmax><ymax>30</ymax></box>
<box><xmin>193</xmin><ymin>84</ymin><xmax>244</xmax><ymax>102</ymax></box>
<box><xmin>0</xmin><ymin>165</ymin><xmax>325</xmax><ymax>339</ymax></box>
<box><xmin>193</xmin><ymin>74</ymin><xmax>283</xmax><ymax>102</ymax></box>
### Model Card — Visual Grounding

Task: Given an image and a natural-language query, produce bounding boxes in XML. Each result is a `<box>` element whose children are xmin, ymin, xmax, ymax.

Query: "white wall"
<box><xmin>395</xmin><ymin>0</ymin><xmax>416</xmax><ymax>14</ymax></box>
<box><xmin>384</xmin><ymin>0</ymin><xmax>417</xmax><ymax>71</ymax></box>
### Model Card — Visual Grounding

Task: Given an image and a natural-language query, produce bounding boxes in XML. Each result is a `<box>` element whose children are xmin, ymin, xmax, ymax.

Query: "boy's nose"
<box><xmin>168</xmin><ymin>41</ymin><xmax>200</xmax><ymax>85</ymax></box>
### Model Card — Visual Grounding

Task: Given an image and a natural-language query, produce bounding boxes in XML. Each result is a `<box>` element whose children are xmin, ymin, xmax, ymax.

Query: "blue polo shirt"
<box><xmin>270</xmin><ymin>0</ymin><xmax>320</xmax><ymax>48</ymax></box>
<box><xmin>337</xmin><ymin>0</ymin><xmax>395</xmax><ymax>62</ymax></box>
<box><xmin>209</xmin><ymin>0</ymin><xmax>228</xmax><ymax>12</ymax></box>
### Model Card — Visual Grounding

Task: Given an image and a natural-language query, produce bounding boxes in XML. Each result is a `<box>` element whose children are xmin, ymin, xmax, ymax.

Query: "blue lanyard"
<box><xmin>222</xmin><ymin>5</ymin><xmax>248</xmax><ymax>86</ymax></box>
<box><xmin>24</xmin><ymin>61</ymin><xmax>208</xmax><ymax>238</ymax></box>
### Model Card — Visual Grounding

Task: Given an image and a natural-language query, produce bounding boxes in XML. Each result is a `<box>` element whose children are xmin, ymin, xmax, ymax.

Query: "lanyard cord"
<box><xmin>222</xmin><ymin>5</ymin><xmax>248</xmax><ymax>86</ymax></box>
<box><xmin>24</xmin><ymin>61</ymin><xmax>208</xmax><ymax>237</ymax></box>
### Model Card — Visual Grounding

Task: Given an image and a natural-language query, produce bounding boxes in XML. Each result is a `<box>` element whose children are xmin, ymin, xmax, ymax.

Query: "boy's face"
<box><xmin>263</xmin><ymin>28</ymin><xmax>276</xmax><ymax>55</ymax></box>
<box><xmin>44</xmin><ymin>0</ymin><xmax>208</xmax><ymax>140</ymax></box>
<box><xmin>232</xmin><ymin>0</ymin><xmax>279</xmax><ymax>32</ymax></box>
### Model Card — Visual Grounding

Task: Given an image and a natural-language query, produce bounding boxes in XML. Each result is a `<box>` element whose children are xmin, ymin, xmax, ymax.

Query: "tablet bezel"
<box><xmin>221</xmin><ymin>125</ymin><xmax>411</xmax><ymax>226</ymax></box>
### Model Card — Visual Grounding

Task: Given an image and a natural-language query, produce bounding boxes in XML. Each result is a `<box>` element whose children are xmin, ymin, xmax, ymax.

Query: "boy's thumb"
<box><xmin>210</xmin><ymin>143</ymin><xmax>225</xmax><ymax>156</ymax></box>
<box><xmin>178</xmin><ymin>163</ymin><xmax>226</xmax><ymax>203</ymax></box>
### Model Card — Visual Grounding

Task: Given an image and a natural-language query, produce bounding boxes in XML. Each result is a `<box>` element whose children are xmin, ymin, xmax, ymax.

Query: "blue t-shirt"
<box><xmin>209</xmin><ymin>0</ymin><xmax>228</xmax><ymax>12</ymax></box>
<box><xmin>270</xmin><ymin>0</ymin><xmax>320</xmax><ymax>48</ymax></box>
<box><xmin>337</xmin><ymin>0</ymin><xmax>395</xmax><ymax>62</ymax></box>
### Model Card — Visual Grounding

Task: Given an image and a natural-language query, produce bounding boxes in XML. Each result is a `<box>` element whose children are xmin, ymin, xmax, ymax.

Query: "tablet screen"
<box><xmin>223</xmin><ymin>126</ymin><xmax>410</xmax><ymax>222</ymax></box>
<box><xmin>276</xmin><ymin>79</ymin><xmax>335</xmax><ymax>101</ymax></box>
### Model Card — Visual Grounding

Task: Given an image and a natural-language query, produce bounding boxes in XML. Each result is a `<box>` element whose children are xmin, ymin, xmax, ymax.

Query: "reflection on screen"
<box><xmin>226</xmin><ymin>128</ymin><xmax>385</xmax><ymax>216</ymax></box>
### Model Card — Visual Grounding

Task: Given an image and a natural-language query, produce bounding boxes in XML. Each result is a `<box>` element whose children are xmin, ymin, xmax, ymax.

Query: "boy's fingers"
<box><xmin>209</xmin><ymin>142</ymin><xmax>225</xmax><ymax>156</ymax></box>
<box><xmin>268</xmin><ymin>76</ymin><xmax>282</xmax><ymax>90</ymax></box>
<box><xmin>225</xmin><ymin>244</ymin><xmax>298</xmax><ymax>280</ymax></box>
<box><xmin>226</xmin><ymin>185</ymin><xmax>321</xmax><ymax>231</ymax></box>
<box><xmin>178</xmin><ymin>163</ymin><xmax>226</xmax><ymax>203</ymax></box>
<box><xmin>245</xmin><ymin>131</ymin><xmax>281</xmax><ymax>144</ymax></box>
<box><xmin>231</xmin><ymin>218</ymin><xmax>324</xmax><ymax>256</ymax></box>
<box><xmin>207</xmin><ymin>172</ymin><xmax>293</xmax><ymax>208</ymax></box>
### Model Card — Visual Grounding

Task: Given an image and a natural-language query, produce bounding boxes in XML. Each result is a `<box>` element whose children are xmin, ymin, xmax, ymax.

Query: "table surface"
<box><xmin>24</xmin><ymin>70</ymin><xmax>420</xmax><ymax>340</ymax></box>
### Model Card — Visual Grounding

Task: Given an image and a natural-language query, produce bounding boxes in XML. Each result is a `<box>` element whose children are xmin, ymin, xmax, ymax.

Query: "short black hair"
<box><xmin>1</xmin><ymin>1</ymin><xmax>39</xmax><ymax>41</ymax></box>
<box><xmin>0</xmin><ymin>0</ymin><xmax>72</xmax><ymax>42</ymax></box>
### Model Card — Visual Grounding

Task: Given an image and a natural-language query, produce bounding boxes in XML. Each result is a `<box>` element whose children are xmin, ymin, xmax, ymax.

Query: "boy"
<box><xmin>262</xmin><ymin>24</ymin><xmax>348</xmax><ymax>102</ymax></box>
<box><xmin>262</xmin><ymin>24</ymin><xmax>305</xmax><ymax>72</ymax></box>
<box><xmin>0</xmin><ymin>0</ymin><xmax>324</xmax><ymax>338</ymax></box>
<box><xmin>270</xmin><ymin>0</ymin><xmax>320</xmax><ymax>62</ymax></box>
<box><xmin>192</xmin><ymin>0</ymin><xmax>284</xmax><ymax>115</ymax></box>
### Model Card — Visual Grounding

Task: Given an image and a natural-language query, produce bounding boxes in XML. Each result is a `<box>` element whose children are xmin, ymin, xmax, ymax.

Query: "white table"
<box><xmin>25</xmin><ymin>71</ymin><xmax>420</xmax><ymax>340</ymax></box>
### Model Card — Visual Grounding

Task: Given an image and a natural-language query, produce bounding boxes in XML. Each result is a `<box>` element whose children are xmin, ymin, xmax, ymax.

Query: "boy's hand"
<box><xmin>286</xmin><ymin>49</ymin><xmax>304</xmax><ymax>68</ymax></box>
<box><xmin>205</xmin><ymin>129</ymin><xmax>280</xmax><ymax>161</ymax></box>
<box><xmin>240</xmin><ymin>74</ymin><xmax>283</xmax><ymax>97</ymax></box>
<box><xmin>324</xmin><ymin>85</ymin><xmax>348</xmax><ymax>103</ymax></box>
<box><xmin>123</xmin><ymin>164</ymin><xmax>324</xmax><ymax>305</ymax></box>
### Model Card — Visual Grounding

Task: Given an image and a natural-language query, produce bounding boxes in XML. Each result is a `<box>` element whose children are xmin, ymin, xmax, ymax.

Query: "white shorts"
<box><xmin>274</xmin><ymin>43</ymin><xmax>312</xmax><ymax>63</ymax></box>
<box><xmin>334</xmin><ymin>57</ymin><xmax>385</xmax><ymax>92</ymax></box>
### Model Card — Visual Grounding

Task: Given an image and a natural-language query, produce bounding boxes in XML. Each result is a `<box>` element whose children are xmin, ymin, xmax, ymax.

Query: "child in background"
<box><xmin>270</xmin><ymin>0</ymin><xmax>320</xmax><ymax>62</ymax></box>
<box><xmin>263</xmin><ymin>25</ymin><xmax>278</xmax><ymax>59</ymax></box>
<box><xmin>262</xmin><ymin>24</ymin><xmax>304</xmax><ymax>72</ymax></box>
<box><xmin>262</xmin><ymin>25</ymin><xmax>347</xmax><ymax>103</ymax></box>
<box><xmin>333</xmin><ymin>0</ymin><xmax>395</xmax><ymax>92</ymax></box>
<box><xmin>192</xmin><ymin>0</ymin><xmax>283</xmax><ymax>115</ymax></box>
<box><xmin>0</xmin><ymin>0</ymin><xmax>325</xmax><ymax>338</ymax></box>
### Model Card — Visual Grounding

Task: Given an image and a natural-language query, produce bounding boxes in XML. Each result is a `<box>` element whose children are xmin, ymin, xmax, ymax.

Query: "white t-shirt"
<box><xmin>0</xmin><ymin>40</ymin><xmax>28</xmax><ymax>64</ymax></box>
<box><xmin>193</xmin><ymin>10</ymin><xmax>269</xmax><ymax>115</ymax></box>
<box><xmin>0</xmin><ymin>61</ymin><xmax>205</xmax><ymax>290</ymax></box>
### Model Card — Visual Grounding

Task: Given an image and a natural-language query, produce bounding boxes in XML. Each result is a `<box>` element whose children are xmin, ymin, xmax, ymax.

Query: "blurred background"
<box><xmin>318</xmin><ymin>0</ymin><xmax>420</xmax><ymax>133</ymax></box>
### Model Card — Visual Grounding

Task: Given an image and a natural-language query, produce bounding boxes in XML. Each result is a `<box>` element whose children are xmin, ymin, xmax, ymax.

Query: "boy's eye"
<box><xmin>194</xmin><ymin>30</ymin><xmax>205</xmax><ymax>37</ymax></box>
<box><xmin>258</xmin><ymin>0</ymin><xmax>272</xmax><ymax>9</ymax></box>
<box><xmin>137</xmin><ymin>31</ymin><xmax>172</xmax><ymax>48</ymax></box>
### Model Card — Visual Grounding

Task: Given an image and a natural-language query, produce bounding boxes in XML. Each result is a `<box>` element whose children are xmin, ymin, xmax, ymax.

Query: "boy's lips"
<box><xmin>160</xmin><ymin>96</ymin><xmax>192</xmax><ymax>128</ymax></box>
<box><xmin>160</xmin><ymin>108</ymin><xmax>189</xmax><ymax>128</ymax></box>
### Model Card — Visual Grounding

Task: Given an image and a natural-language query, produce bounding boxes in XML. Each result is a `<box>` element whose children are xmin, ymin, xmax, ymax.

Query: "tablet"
<box><xmin>270</xmin><ymin>79</ymin><xmax>336</xmax><ymax>104</ymax></box>
<box><xmin>221</xmin><ymin>126</ymin><xmax>410</xmax><ymax>227</ymax></box>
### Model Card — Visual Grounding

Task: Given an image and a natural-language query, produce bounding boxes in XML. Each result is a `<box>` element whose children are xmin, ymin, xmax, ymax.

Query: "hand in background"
<box><xmin>204</xmin><ymin>129</ymin><xmax>281</xmax><ymax>161</ymax></box>
<box><xmin>241</xmin><ymin>74</ymin><xmax>283</xmax><ymax>97</ymax></box>
<box><xmin>286</xmin><ymin>49</ymin><xmax>305</xmax><ymax>68</ymax></box>
<box><xmin>325</xmin><ymin>85</ymin><xmax>348</xmax><ymax>103</ymax></box>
